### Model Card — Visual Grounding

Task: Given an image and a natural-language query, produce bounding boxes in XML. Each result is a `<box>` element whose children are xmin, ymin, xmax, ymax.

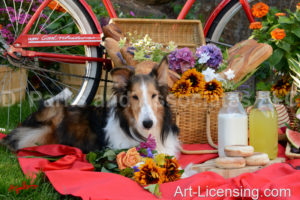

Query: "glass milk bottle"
<box><xmin>218</xmin><ymin>92</ymin><xmax>248</xmax><ymax>157</ymax></box>
<box><xmin>249</xmin><ymin>91</ymin><xmax>278</xmax><ymax>160</ymax></box>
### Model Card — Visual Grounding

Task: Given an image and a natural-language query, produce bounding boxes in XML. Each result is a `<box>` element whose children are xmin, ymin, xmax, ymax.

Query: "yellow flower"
<box><xmin>201</xmin><ymin>79</ymin><xmax>223</xmax><ymax>102</ymax></box>
<box><xmin>181</xmin><ymin>68</ymin><xmax>205</xmax><ymax>93</ymax></box>
<box><xmin>163</xmin><ymin>157</ymin><xmax>181</xmax><ymax>182</ymax></box>
<box><xmin>271</xmin><ymin>28</ymin><xmax>286</xmax><ymax>40</ymax></box>
<box><xmin>249</xmin><ymin>22</ymin><xmax>263</xmax><ymax>30</ymax></box>
<box><xmin>271</xmin><ymin>79</ymin><xmax>291</xmax><ymax>98</ymax></box>
<box><xmin>154</xmin><ymin>154</ymin><xmax>166</xmax><ymax>166</ymax></box>
<box><xmin>252</xmin><ymin>2</ymin><xmax>269</xmax><ymax>18</ymax></box>
<box><xmin>134</xmin><ymin>159</ymin><xmax>166</xmax><ymax>186</ymax></box>
<box><xmin>171</xmin><ymin>79</ymin><xmax>192</xmax><ymax>97</ymax></box>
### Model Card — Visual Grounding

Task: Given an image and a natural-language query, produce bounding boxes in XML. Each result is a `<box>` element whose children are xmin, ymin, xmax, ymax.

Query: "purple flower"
<box><xmin>129</xmin><ymin>11</ymin><xmax>135</xmax><ymax>17</ymax></box>
<box><xmin>168</xmin><ymin>47</ymin><xmax>195</xmax><ymax>74</ymax></box>
<box><xmin>0</xmin><ymin>26</ymin><xmax>14</xmax><ymax>44</ymax></box>
<box><xmin>137</xmin><ymin>134</ymin><xmax>156</xmax><ymax>151</ymax></box>
<box><xmin>195</xmin><ymin>44</ymin><xmax>223</xmax><ymax>70</ymax></box>
<box><xmin>133</xmin><ymin>166</ymin><xmax>140</xmax><ymax>172</ymax></box>
<box><xmin>146</xmin><ymin>147</ymin><xmax>153</xmax><ymax>158</ymax></box>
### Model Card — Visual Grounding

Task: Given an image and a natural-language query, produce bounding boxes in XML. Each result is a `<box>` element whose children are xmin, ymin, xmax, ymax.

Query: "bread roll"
<box><xmin>224</xmin><ymin>145</ymin><xmax>254</xmax><ymax>157</ymax></box>
<box><xmin>246</xmin><ymin>153</ymin><xmax>270</xmax><ymax>166</ymax></box>
<box><xmin>215</xmin><ymin>157</ymin><xmax>246</xmax><ymax>169</ymax></box>
<box><xmin>104</xmin><ymin>38</ymin><xmax>125</xmax><ymax>68</ymax></box>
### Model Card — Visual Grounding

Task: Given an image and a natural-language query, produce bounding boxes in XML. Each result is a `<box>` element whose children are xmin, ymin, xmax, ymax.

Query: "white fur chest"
<box><xmin>104</xmin><ymin>110</ymin><xmax>139</xmax><ymax>149</ymax></box>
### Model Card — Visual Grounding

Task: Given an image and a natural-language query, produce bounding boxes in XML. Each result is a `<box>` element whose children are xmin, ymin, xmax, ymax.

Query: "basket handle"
<box><xmin>180</xmin><ymin>106</ymin><xmax>218</xmax><ymax>154</ymax></box>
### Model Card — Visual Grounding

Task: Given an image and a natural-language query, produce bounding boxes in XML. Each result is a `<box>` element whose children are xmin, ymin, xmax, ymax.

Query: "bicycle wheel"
<box><xmin>0</xmin><ymin>0</ymin><xmax>102</xmax><ymax>130</ymax></box>
<box><xmin>206</xmin><ymin>0</ymin><xmax>255</xmax><ymax>47</ymax></box>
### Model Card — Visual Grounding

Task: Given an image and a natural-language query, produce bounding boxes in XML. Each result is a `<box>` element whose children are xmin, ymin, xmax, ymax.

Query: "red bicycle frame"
<box><xmin>9</xmin><ymin>0</ymin><xmax>108</xmax><ymax>64</ymax></box>
<box><xmin>8</xmin><ymin>0</ymin><xmax>255</xmax><ymax>65</ymax></box>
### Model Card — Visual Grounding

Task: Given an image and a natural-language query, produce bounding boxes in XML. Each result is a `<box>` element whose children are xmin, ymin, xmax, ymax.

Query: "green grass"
<box><xmin>0</xmin><ymin>145</ymin><xmax>81</xmax><ymax>200</ymax></box>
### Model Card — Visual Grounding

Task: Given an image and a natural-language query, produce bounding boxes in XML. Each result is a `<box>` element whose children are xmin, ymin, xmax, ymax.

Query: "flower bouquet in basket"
<box><xmin>87</xmin><ymin>135</ymin><xmax>183</xmax><ymax>197</ymax></box>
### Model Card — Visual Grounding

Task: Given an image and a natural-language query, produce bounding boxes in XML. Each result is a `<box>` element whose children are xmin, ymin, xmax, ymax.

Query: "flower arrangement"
<box><xmin>119</xmin><ymin>33</ymin><xmax>177</xmax><ymax>63</ymax></box>
<box><xmin>169</xmin><ymin>44</ymin><xmax>240</xmax><ymax>102</ymax></box>
<box><xmin>249</xmin><ymin>2</ymin><xmax>300</xmax><ymax>99</ymax></box>
<box><xmin>87</xmin><ymin>135</ymin><xmax>183</xmax><ymax>197</ymax></box>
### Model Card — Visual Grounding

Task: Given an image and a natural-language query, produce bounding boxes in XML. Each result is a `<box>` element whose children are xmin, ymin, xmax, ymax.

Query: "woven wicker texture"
<box><xmin>110</xmin><ymin>18</ymin><xmax>205</xmax><ymax>52</ymax></box>
<box><xmin>168</xmin><ymin>94</ymin><xmax>222</xmax><ymax>144</ymax></box>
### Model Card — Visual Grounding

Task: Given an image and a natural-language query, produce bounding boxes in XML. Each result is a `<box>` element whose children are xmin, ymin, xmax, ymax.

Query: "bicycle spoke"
<box><xmin>18</xmin><ymin>0</ymin><xmax>34</xmax><ymax>36</ymax></box>
<box><xmin>7</xmin><ymin>70</ymin><xmax>11</xmax><ymax>129</ymax></box>
<box><xmin>48</xmin><ymin>21</ymin><xmax>75</xmax><ymax>34</ymax></box>
<box><xmin>25</xmin><ymin>86</ymin><xmax>36</xmax><ymax>111</ymax></box>
<box><xmin>32</xmin><ymin>71</ymin><xmax>54</xmax><ymax>96</ymax></box>
<box><xmin>32</xmin><ymin>10</ymin><xmax>44</xmax><ymax>34</ymax></box>
<box><xmin>16</xmin><ymin>0</ymin><xmax>24</xmax><ymax>33</ymax></box>
<box><xmin>12</xmin><ymin>0</ymin><xmax>19</xmax><ymax>37</ymax></box>
<box><xmin>2</xmin><ymin>0</ymin><xmax>17</xmax><ymax>37</ymax></box>
<box><xmin>33</xmin><ymin>71</ymin><xmax>80</xmax><ymax>92</ymax></box>
<box><xmin>19</xmin><ymin>69</ymin><xmax>22</xmax><ymax>122</ymax></box>
<box><xmin>27</xmin><ymin>79</ymin><xmax>43</xmax><ymax>100</ymax></box>
<box><xmin>37</xmin><ymin>3</ymin><xmax>59</xmax><ymax>34</ymax></box>
<box><xmin>40</xmin><ymin>12</ymin><xmax>68</xmax><ymax>33</ymax></box>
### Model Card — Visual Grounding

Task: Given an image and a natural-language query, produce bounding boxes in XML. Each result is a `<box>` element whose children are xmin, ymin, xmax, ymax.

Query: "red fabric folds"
<box><xmin>2</xmin><ymin>132</ymin><xmax>300</xmax><ymax>199</ymax></box>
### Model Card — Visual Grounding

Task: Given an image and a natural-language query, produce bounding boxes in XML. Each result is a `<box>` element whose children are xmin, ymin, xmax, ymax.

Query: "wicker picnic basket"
<box><xmin>168</xmin><ymin>94</ymin><xmax>222</xmax><ymax>146</ymax></box>
<box><xmin>110</xmin><ymin>18</ymin><xmax>205</xmax><ymax>52</ymax></box>
<box><xmin>109</xmin><ymin>18</ymin><xmax>220</xmax><ymax>149</ymax></box>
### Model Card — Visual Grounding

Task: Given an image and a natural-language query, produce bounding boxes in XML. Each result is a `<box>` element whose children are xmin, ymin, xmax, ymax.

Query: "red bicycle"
<box><xmin>0</xmin><ymin>0</ymin><xmax>257</xmax><ymax>130</ymax></box>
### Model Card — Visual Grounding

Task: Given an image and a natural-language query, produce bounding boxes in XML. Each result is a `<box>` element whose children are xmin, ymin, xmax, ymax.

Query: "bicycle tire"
<box><xmin>206</xmin><ymin>0</ymin><xmax>255</xmax><ymax>46</ymax></box>
<box><xmin>0</xmin><ymin>0</ymin><xmax>102</xmax><ymax>130</ymax></box>
<box><xmin>59</xmin><ymin>0</ymin><xmax>102</xmax><ymax>105</ymax></box>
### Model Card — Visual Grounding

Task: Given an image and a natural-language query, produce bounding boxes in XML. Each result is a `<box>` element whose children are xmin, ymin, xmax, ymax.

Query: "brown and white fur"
<box><xmin>0</xmin><ymin>58</ymin><xmax>181</xmax><ymax>156</ymax></box>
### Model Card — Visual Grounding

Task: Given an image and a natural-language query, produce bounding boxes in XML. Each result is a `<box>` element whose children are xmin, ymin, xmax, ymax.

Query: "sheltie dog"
<box><xmin>0</xmin><ymin>58</ymin><xmax>181</xmax><ymax>156</ymax></box>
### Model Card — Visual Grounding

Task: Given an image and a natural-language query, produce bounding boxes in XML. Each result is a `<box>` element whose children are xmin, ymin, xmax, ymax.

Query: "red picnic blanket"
<box><xmin>1</xmin><ymin>133</ymin><xmax>300</xmax><ymax>199</ymax></box>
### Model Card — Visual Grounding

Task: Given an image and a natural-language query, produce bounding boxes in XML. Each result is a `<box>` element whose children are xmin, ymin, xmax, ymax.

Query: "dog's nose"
<box><xmin>142</xmin><ymin>120</ymin><xmax>153</xmax><ymax>129</ymax></box>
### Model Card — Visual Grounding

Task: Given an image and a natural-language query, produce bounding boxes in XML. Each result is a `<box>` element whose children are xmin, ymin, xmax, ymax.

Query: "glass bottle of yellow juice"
<box><xmin>249</xmin><ymin>91</ymin><xmax>278</xmax><ymax>160</ymax></box>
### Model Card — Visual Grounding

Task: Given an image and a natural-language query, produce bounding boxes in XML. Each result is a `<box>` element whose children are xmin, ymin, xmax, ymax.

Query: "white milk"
<box><xmin>218</xmin><ymin>113</ymin><xmax>248</xmax><ymax>157</ymax></box>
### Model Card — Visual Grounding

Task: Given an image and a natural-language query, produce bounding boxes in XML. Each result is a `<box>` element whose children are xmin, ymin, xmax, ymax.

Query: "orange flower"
<box><xmin>252</xmin><ymin>2</ymin><xmax>269</xmax><ymax>18</ymax></box>
<box><xmin>249</xmin><ymin>22</ymin><xmax>263</xmax><ymax>30</ymax></box>
<box><xmin>134</xmin><ymin>159</ymin><xmax>166</xmax><ymax>186</ymax></box>
<box><xmin>297</xmin><ymin>3</ymin><xmax>300</xmax><ymax>11</ymax></box>
<box><xmin>275</xmin><ymin>13</ymin><xmax>286</xmax><ymax>17</ymax></box>
<box><xmin>163</xmin><ymin>157</ymin><xmax>181</xmax><ymax>182</ymax></box>
<box><xmin>271</xmin><ymin>28</ymin><xmax>286</xmax><ymax>40</ymax></box>
<box><xmin>171</xmin><ymin>79</ymin><xmax>192</xmax><ymax>97</ymax></box>
<box><xmin>116</xmin><ymin>147</ymin><xmax>141</xmax><ymax>170</ymax></box>
<box><xmin>48</xmin><ymin>1</ymin><xmax>66</xmax><ymax>13</ymax></box>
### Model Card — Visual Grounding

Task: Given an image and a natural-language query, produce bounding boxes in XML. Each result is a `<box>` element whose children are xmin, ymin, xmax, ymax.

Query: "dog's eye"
<box><xmin>132</xmin><ymin>95</ymin><xmax>139</xmax><ymax>100</ymax></box>
<box><xmin>152</xmin><ymin>94</ymin><xmax>157</xmax><ymax>99</ymax></box>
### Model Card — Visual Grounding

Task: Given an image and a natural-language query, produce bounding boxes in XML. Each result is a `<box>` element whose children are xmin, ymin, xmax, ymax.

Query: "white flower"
<box><xmin>202</xmin><ymin>67</ymin><xmax>217</xmax><ymax>82</ymax></box>
<box><xmin>198</xmin><ymin>53</ymin><xmax>210</xmax><ymax>64</ymax></box>
<box><xmin>224</xmin><ymin>69</ymin><xmax>235</xmax><ymax>80</ymax></box>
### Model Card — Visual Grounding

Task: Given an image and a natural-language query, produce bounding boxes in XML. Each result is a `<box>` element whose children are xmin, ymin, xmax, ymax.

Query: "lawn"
<box><xmin>0</xmin><ymin>100</ymin><xmax>81</xmax><ymax>199</ymax></box>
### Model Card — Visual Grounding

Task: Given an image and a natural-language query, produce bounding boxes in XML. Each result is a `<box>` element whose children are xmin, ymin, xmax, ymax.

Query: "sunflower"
<box><xmin>249</xmin><ymin>22</ymin><xmax>263</xmax><ymax>30</ymax></box>
<box><xmin>181</xmin><ymin>68</ymin><xmax>205</xmax><ymax>93</ymax></box>
<box><xmin>163</xmin><ymin>157</ymin><xmax>181</xmax><ymax>182</ymax></box>
<box><xmin>271</xmin><ymin>79</ymin><xmax>291</xmax><ymax>97</ymax></box>
<box><xmin>201</xmin><ymin>79</ymin><xmax>223</xmax><ymax>102</ymax></box>
<box><xmin>252</xmin><ymin>2</ymin><xmax>269</xmax><ymax>18</ymax></box>
<box><xmin>271</xmin><ymin>28</ymin><xmax>286</xmax><ymax>40</ymax></box>
<box><xmin>134</xmin><ymin>159</ymin><xmax>166</xmax><ymax>186</ymax></box>
<box><xmin>171</xmin><ymin>79</ymin><xmax>192</xmax><ymax>97</ymax></box>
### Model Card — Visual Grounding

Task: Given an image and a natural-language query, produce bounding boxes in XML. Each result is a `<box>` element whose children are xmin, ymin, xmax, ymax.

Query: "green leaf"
<box><xmin>48</xmin><ymin>22</ymin><xmax>61</xmax><ymax>29</ymax></box>
<box><xmin>268</xmin><ymin>49</ymin><xmax>284</xmax><ymax>66</ymax></box>
<box><xmin>278</xmin><ymin>16</ymin><xmax>294</xmax><ymax>24</ymax></box>
<box><xmin>256</xmin><ymin>81</ymin><xmax>272</xmax><ymax>91</ymax></box>
<box><xmin>119</xmin><ymin>167</ymin><xmax>134</xmax><ymax>178</ymax></box>
<box><xmin>292</xmin><ymin>26</ymin><xmax>300</xmax><ymax>38</ymax></box>
<box><xmin>144</xmin><ymin>184</ymin><xmax>161</xmax><ymax>198</ymax></box>
<box><xmin>103</xmin><ymin>150</ymin><xmax>117</xmax><ymax>161</ymax></box>
<box><xmin>101</xmin><ymin>167</ymin><xmax>112</xmax><ymax>173</ymax></box>
<box><xmin>277</xmin><ymin>42</ymin><xmax>291</xmax><ymax>52</ymax></box>
<box><xmin>105</xmin><ymin>162</ymin><xmax>118</xmax><ymax>170</ymax></box>
<box><xmin>86</xmin><ymin>152</ymin><xmax>97</xmax><ymax>164</ymax></box>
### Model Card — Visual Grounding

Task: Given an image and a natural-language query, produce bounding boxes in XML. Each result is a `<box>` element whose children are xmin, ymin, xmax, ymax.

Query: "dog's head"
<box><xmin>111</xmin><ymin>57</ymin><xmax>169</xmax><ymax>139</ymax></box>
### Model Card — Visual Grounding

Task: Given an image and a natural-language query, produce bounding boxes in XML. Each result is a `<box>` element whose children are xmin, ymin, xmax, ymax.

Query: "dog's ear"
<box><xmin>151</xmin><ymin>56</ymin><xmax>169</xmax><ymax>86</ymax></box>
<box><xmin>111</xmin><ymin>67</ymin><xmax>134</xmax><ymax>87</ymax></box>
